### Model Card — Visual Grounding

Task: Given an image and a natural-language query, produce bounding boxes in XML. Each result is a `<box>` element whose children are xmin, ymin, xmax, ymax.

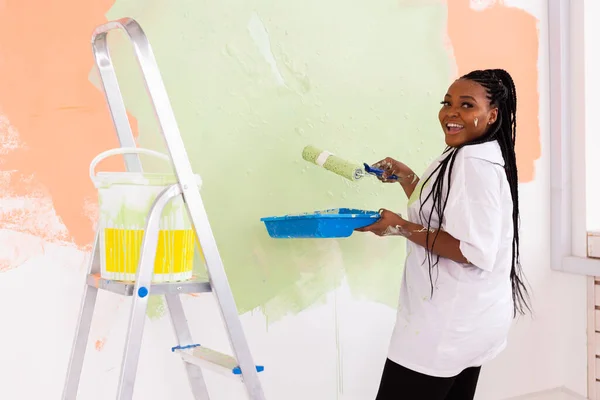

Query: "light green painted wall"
<box><xmin>95</xmin><ymin>0</ymin><xmax>451</xmax><ymax>320</ymax></box>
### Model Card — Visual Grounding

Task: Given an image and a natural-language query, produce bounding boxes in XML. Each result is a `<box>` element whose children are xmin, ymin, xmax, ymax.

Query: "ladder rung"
<box><xmin>173</xmin><ymin>345</ymin><xmax>264</xmax><ymax>379</ymax></box>
<box><xmin>86</xmin><ymin>273</ymin><xmax>212</xmax><ymax>296</ymax></box>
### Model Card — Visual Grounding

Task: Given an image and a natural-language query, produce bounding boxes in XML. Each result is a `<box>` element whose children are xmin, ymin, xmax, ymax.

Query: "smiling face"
<box><xmin>438</xmin><ymin>78</ymin><xmax>499</xmax><ymax>147</ymax></box>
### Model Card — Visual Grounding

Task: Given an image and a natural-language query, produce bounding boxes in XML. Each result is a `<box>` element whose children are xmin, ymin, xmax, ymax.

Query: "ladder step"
<box><xmin>172</xmin><ymin>344</ymin><xmax>264</xmax><ymax>379</ymax></box>
<box><xmin>86</xmin><ymin>273</ymin><xmax>212</xmax><ymax>296</ymax></box>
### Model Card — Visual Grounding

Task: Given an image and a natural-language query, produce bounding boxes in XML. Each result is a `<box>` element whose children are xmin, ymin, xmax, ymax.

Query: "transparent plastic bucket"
<box><xmin>90</xmin><ymin>148</ymin><xmax>202</xmax><ymax>283</ymax></box>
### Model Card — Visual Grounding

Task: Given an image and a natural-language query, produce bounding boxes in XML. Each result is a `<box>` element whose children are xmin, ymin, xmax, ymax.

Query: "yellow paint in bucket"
<box><xmin>104</xmin><ymin>228</ymin><xmax>196</xmax><ymax>278</ymax></box>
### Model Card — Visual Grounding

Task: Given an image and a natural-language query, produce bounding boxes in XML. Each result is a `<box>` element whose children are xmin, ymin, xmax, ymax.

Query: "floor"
<box><xmin>516</xmin><ymin>394</ymin><xmax>584</xmax><ymax>400</ymax></box>
<box><xmin>505</xmin><ymin>388</ymin><xmax>586</xmax><ymax>400</ymax></box>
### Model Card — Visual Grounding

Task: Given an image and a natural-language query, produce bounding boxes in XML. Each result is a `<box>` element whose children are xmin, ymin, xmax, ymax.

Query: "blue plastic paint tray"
<box><xmin>260</xmin><ymin>208</ymin><xmax>380</xmax><ymax>239</ymax></box>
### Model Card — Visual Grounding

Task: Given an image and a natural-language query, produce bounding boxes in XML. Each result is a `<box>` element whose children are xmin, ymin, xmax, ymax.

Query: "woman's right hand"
<box><xmin>371</xmin><ymin>157</ymin><xmax>415</xmax><ymax>184</ymax></box>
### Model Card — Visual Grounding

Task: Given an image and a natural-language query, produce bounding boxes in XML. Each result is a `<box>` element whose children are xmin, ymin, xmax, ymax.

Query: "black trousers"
<box><xmin>375</xmin><ymin>358</ymin><xmax>481</xmax><ymax>400</ymax></box>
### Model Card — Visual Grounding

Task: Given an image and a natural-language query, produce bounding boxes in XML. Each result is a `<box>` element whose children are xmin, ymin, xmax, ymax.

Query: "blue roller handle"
<box><xmin>364</xmin><ymin>163</ymin><xmax>399</xmax><ymax>180</ymax></box>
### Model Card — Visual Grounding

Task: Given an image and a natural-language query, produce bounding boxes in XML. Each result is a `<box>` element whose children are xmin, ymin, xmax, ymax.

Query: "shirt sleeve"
<box><xmin>442</xmin><ymin>157</ymin><xmax>504</xmax><ymax>272</ymax></box>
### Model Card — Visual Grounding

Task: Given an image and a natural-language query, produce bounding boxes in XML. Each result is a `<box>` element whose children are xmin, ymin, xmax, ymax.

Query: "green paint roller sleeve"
<box><xmin>302</xmin><ymin>145</ymin><xmax>365</xmax><ymax>181</ymax></box>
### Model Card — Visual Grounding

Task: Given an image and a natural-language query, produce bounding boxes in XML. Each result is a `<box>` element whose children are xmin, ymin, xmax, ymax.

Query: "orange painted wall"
<box><xmin>0</xmin><ymin>0</ymin><xmax>136</xmax><ymax>247</ymax></box>
<box><xmin>447</xmin><ymin>0</ymin><xmax>540</xmax><ymax>182</ymax></box>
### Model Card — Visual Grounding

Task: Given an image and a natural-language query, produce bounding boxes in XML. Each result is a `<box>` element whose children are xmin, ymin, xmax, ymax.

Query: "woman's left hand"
<box><xmin>355</xmin><ymin>209</ymin><xmax>408</xmax><ymax>237</ymax></box>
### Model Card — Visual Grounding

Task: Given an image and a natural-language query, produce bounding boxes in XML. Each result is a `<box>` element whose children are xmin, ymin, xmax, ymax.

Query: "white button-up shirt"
<box><xmin>388</xmin><ymin>141</ymin><xmax>514</xmax><ymax>377</ymax></box>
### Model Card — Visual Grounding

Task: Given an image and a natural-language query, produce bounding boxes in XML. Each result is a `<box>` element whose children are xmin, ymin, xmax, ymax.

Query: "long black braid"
<box><xmin>418</xmin><ymin>69</ymin><xmax>531</xmax><ymax>317</ymax></box>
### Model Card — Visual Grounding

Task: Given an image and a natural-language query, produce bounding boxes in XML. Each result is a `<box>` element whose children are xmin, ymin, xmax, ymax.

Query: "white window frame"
<box><xmin>549</xmin><ymin>0</ymin><xmax>597</xmax><ymax>274</ymax></box>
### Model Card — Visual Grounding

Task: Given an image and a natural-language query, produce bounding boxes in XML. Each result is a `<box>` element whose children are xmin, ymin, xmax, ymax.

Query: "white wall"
<box><xmin>0</xmin><ymin>0</ymin><xmax>589</xmax><ymax>399</ymax></box>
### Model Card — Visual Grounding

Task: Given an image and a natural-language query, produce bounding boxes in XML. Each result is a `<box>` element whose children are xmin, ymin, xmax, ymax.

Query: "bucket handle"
<box><xmin>90</xmin><ymin>147</ymin><xmax>170</xmax><ymax>181</ymax></box>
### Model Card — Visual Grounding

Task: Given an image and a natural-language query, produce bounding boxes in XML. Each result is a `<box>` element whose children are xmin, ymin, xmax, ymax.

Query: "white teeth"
<box><xmin>446</xmin><ymin>123</ymin><xmax>464</xmax><ymax>129</ymax></box>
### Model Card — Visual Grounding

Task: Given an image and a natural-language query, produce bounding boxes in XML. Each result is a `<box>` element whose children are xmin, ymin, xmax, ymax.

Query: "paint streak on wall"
<box><xmin>447</xmin><ymin>0</ymin><xmax>540</xmax><ymax>182</ymax></box>
<box><xmin>0</xmin><ymin>0</ymin><xmax>137</xmax><ymax>249</ymax></box>
<box><xmin>0</xmin><ymin>115</ymin><xmax>66</xmax><ymax>238</ymax></box>
<box><xmin>95</xmin><ymin>338</ymin><xmax>107</xmax><ymax>351</ymax></box>
<box><xmin>0</xmin><ymin>114</ymin><xmax>67</xmax><ymax>271</ymax></box>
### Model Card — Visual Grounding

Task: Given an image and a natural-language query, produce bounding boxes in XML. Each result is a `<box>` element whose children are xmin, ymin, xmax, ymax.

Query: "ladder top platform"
<box><xmin>86</xmin><ymin>273</ymin><xmax>212</xmax><ymax>297</ymax></box>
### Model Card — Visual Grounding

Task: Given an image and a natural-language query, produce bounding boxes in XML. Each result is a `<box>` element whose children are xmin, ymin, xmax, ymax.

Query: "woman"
<box><xmin>356</xmin><ymin>69</ymin><xmax>530</xmax><ymax>400</ymax></box>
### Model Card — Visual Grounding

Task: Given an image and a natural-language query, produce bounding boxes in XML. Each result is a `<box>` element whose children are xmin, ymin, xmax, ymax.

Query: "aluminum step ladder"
<box><xmin>62</xmin><ymin>18</ymin><xmax>266</xmax><ymax>400</ymax></box>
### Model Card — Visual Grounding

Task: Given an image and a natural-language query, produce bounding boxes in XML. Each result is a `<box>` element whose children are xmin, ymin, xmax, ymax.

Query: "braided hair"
<box><xmin>419</xmin><ymin>69</ymin><xmax>531</xmax><ymax>317</ymax></box>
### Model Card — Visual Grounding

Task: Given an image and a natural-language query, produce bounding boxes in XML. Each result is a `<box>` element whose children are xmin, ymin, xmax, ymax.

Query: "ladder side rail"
<box><xmin>186</xmin><ymin>200</ymin><xmax>266</xmax><ymax>400</ymax></box>
<box><xmin>62</xmin><ymin>234</ymin><xmax>103</xmax><ymax>399</ymax></box>
<box><xmin>116</xmin><ymin>184</ymin><xmax>181</xmax><ymax>399</ymax></box>
<box><xmin>92</xmin><ymin>22</ymin><xmax>142</xmax><ymax>173</ymax></box>
<box><xmin>165</xmin><ymin>294</ymin><xmax>211</xmax><ymax>400</ymax></box>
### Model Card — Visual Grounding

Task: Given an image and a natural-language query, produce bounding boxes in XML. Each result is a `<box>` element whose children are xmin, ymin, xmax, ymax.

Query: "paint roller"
<box><xmin>301</xmin><ymin>145</ymin><xmax>399</xmax><ymax>181</ymax></box>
